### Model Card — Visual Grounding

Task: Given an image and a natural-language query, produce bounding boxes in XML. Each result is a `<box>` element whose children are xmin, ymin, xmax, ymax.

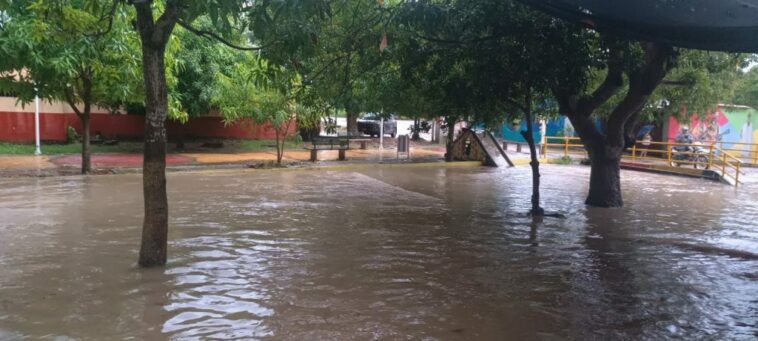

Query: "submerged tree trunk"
<box><xmin>138</xmin><ymin>46</ymin><xmax>170</xmax><ymax>267</ymax></box>
<box><xmin>134</xmin><ymin>3</ymin><xmax>178</xmax><ymax>267</ymax></box>
<box><xmin>80</xmin><ymin>114</ymin><xmax>91</xmax><ymax>174</ymax></box>
<box><xmin>586</xmin><ymin>150</ymin><xmax>623</xmax><ymax>207</ymax></box>
<box><xmin>554</xmin><ymin>42</ymin><xmax>674</xmax><ymax>208</ymax></box>
<box><xmin>346</xmin><ymin>112</ymin><xmax>358</xmax><ymax>134</ymax></box>
<box><xmin>521</xmin><ymin>103</ymin><xmax>543</xmax><ymax>217</ymax></box>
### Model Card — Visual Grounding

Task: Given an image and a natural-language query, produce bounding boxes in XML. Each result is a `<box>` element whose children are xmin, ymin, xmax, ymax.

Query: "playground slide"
<box><xmin>478</xmin><ymin>131</ymin><xmax>515</xmax><ymax>167</ymax></box>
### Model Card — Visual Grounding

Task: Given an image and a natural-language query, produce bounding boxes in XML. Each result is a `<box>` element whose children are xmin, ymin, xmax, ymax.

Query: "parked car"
<box><xmin>357</xmin><ymin>113</ymin><xmax>397</xmax><ymax>138</ymax></box>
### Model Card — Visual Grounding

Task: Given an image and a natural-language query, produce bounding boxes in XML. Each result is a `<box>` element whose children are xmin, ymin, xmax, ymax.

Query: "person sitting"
<box><xmin>674</xmin><ymin>127</ymin><xmax>693</xmax><ymax>151</ymax></box>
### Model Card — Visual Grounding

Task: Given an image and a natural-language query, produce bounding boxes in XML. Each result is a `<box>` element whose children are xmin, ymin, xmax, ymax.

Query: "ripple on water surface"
<box><xmin>0</xmin><ymin>166</ymin><xmax>756</xmax><ymax>339</ymax></box>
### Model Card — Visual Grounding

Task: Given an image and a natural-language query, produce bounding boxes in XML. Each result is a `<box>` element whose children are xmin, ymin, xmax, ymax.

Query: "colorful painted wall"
<box><xmin>666</xmin><ymin>105</ymin><xmax>758</xmax><ymax>162</ymax></box>
<box><xmin>501</xmin><ymin>116</ymin><xmax>601</xmax><ymax>143</ymax></box>
<box><xmin>501</xmin><ymin>121</ymin><xmax>543</xmax><ymax>143</ymax></box>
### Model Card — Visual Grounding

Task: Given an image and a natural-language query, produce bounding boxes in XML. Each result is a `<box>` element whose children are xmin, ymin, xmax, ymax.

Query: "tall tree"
<box><xmin>213</xmin><ymin>57</ymin><xmax>300</xmax><ymax>165</ymax></box>
<box><xmin>0</xmin><ymin>0</ymin><xmax>141</xmax><ymax>173</ymax></box>
<box><xmin>172</xmin><ymin>19</ymin><xmax>247</xmax><ymax>118</ymax></box>
<box><xmin>727</xmin><ymin>60</ymin><xmax>758</xmax><ymax>108</ymax></box>
<box><xmin>550</xmin><ymin>40</ymin><xmax>676</xmax><ymax>207</ymax></box>
<box><xmin>551</xmin><ymin>41</ymin><xmax>746</xmax><ymax>207</ymax></box>
<box><xmin>464</xmin><ymin>3</ymin><xmax>571</xmax><ymax>217</ymax></box>
<box><xmin>391</xmin><ymin>0</ymin><xmax>745</xmax><ymax>209</ymax></box>
<box><xmin>292</xmin><ymin>0</ymin><xmax>390</xmax><ymax>134</ymax></box>
<box><xmin>390</xmin><ymin>1</ymin><xmax>492</xmax><ymax>160</ymax></box>
<box><xmin>126</xmin><ymin>0</ymin><xmax>329</xmax><ymax>267</ymax></box>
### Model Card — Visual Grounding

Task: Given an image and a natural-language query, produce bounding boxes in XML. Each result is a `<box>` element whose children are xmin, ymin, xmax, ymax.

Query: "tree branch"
<box><xmin>606</xmin><ymin>43</ymin><xmax>675</xmax><ymax>148</ymax></box>
<box><xmin>152</xmin><ymin>1</ymin><xmax>180</xmax><ymax>46</ymax></box>
<box><xmin>575</xmin><ymin>45</ymin><xmax>624</xmax><ymax>116</ymax></box>
<box><xmin>504</xmin><ymin>97</ymin><xmax>529</xmax><ymax>113</ymax></box>
<box><xmin>661</xmin><ymin>79</ymin><xmax>695</xmax><ymax>86</ymax></box>
<box><xmin>177</xmin><ymin>20</ymin><xmax>265</xmax><ymax>51</ymax></box>
<box><xmin>132</xmin><ymin>0</ymin><xmax>156</xmax><ymax>44</ymax></box>
<box><xmin>64</xmin><ymin>87</ymin><xmax>84</xmax><ymax>118</ymax></box>
<box><xmin>85</xmin><ymin>0</ymin><xmax>119</xmax><ymax>38</ymax></box>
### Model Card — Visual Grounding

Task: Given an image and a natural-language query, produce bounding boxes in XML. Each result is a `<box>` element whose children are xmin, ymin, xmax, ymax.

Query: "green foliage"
<box><xmin>172</xmin><ymin>20</ymin><xmax>247</xmax><ymax>117</ymax></box>
<box><xmin>552</xmin><ymin>155</ymin><xmax>573</xmax><ymax>165</ymax></box>
<box><xmin>211</xmin><ymin>54</ymin><xmax>301</xmax><ymax>163</ymax></box>
<box><xmin>658</xmin><ymin>51</ymin><xmax>744</xmax><ymax>117</ymax></box>
<box><xmin>288</xmin><ymin>0</ymin><xmax>391</xmax><ymax>119</ymax></box>
<box><xmin>0</xmin><ymin>0</ymin><xmax>141</xmax><ymax>111</ymax></box>
<box><xmin>66</xmin><ymin>125</ymin><xmax>79</xmax><ymax>144</ymax></box>
<box><xmin>0</xmin><ymin>141</ymin><xmax>143</xmax><ymax>155</ymax></box>
<box><xmin>570</xmin><ymin>44</ymin><xmax>747</xmax><ymax>124</ymax></box>
<box><xmin>606</xmin><ymin>50</ymin><xmax>748</xmax><ymax>123</ymax></box>
<box><xmin>730</xmin><ymin>65</ymin><xmax>758</xmax><ymax>108</ymax></box>
<box><xmin>213</xmin><ymin>57</ymin><xmax>292</xmax><ymax>126</ymax></box>
<box><xmin>408</xmin><ymin>120</ymin><xmax>431</xmax><ymax>135</ymax></box>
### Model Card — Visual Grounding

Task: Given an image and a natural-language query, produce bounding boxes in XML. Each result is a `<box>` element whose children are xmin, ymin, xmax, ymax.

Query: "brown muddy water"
<box><xmin>0</xmin><ymin>165</ymin><xmax>756</xmax><ymax>340</ymax></box>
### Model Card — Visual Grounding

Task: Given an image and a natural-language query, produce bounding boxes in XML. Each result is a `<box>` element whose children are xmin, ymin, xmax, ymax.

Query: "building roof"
<box><xmin>520</xmin><ymin>0</ymin><xmax>758</xmax><ymax>52</ymax></box>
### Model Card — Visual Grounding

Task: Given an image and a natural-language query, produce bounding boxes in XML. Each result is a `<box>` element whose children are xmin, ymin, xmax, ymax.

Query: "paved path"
<box><xmin>0</xmin><ymin>155</ymin><xmax>56</xmax><ymax>169</ymax></box>
<box><xmin>53</xmin><ymin>154</ymin><xmax>195</xmax><ymax>167</ymax></box>
<box><xmin>0</xmin><ymin>145</ymin><xmax>457</xmax><ymax>176</ymax></box>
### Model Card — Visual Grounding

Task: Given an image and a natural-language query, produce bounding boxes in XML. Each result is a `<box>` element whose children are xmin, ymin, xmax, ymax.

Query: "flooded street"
<box><xmin>0</xmin><ymin>165</ymin><xmax>756</xmax><ymax>340</ymax></box>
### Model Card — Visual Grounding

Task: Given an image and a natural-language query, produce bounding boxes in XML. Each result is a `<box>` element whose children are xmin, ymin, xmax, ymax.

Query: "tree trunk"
<box><xmin>412</xmin><ymin>118</ymin><xmax>420</xmax><ymax>140</ymax></box>
<box><xmin>132</xmin><ymin>2</ymin><xmax>178</xmax><ymax>267</ymax></box>
<box><xmin>138</xmin><ymin>46</ymin><xmax>170</xmax><ymax>267</ymax></box>
<box><xmin>346</xmin><ymin>112</ymin><xmax>358</xmax><ymax>134</ymax></box>
<box><xmin>275</xmin><ymin>130</ymin><xmax>284</xmax><ymax>165</ymax></box>
<box><xmin>65</xmin><ymin>73</ymin><xmax>93</xmax><ymax>175</ymax></box>
<box><xmin>521</xmin><ymin>107</ymin><xmax>543</xmax><ymax>217</ymax></box>
<box><xmin>586</xmin><ymin>150</ymin><xmax>623</xmax><ymax>207</ymax></box>
<box><xmin>445</xmin><ymin>116</ymin><xmax>456</xmax><ymax>162</ymax></box>
<box><xmin>299</xmin><ymin>125</ymin><xmax>320</xmax><ymax>141</ymax></box>
<box><xmin>80</xmin><ymin>114</ymin><xmax>91</xmax><ymax>174</ymax></box>
<box><xmin>555</xmin><ymin>43</ymin><xmax>673</xmax><ymax>209</ymax></box>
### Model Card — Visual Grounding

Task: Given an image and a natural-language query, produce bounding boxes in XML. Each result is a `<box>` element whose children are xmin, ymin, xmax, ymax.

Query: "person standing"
<box><xmin>640</xmin><ymin>133</ymin><xmax>652</xmax><ymax>157</ymax></box>
<box><xmin>739</xmin><ymin>113</ymin><xmax>754</xmax><ymax>159</ymax></box>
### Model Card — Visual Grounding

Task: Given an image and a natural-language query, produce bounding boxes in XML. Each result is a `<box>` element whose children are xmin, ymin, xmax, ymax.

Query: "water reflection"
<box><xmin>0</xmin><ymin>166</ymin><xmax>756</xmax><ymax>339</ymax></box>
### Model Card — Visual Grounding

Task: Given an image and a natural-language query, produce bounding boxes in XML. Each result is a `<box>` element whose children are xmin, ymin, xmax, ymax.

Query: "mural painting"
<box><xmin>667</xmin><ymin>105</ymin><xmax>758</xmax><ymax>162</ymax></box>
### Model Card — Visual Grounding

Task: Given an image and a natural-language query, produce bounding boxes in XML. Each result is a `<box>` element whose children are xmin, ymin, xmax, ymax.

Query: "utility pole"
<box><xmin>379</xmin><ymin>116</ymin><xmax>384</xmax><ymax>162</ymax></box>
<box><xmin>34</xmin><ymin>88</ymin><xmax>41</xmax><ymax>155</ymax></box>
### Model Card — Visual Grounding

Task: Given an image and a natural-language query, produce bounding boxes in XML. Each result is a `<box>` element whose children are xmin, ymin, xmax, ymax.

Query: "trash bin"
<box><xmin>397</xmin><ymin>134</ymin><xmax>410</xmax><ymax>160</ymax></box>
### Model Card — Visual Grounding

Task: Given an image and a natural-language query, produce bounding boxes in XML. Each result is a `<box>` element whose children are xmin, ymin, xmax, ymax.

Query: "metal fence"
<box><xmin>543</xmin><ymin>136</ymin><xmax>745</xmax><ymax>186</ymax></box>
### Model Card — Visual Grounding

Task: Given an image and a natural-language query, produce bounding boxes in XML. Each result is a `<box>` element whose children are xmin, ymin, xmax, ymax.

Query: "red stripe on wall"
<box><xmin>0</xmin><ymin>112</ymin><xmax>290</xmax><ymax>142</ymax></box>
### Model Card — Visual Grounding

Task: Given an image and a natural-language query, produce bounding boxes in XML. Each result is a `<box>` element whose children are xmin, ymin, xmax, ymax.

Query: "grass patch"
<box><xmin>231</xmin><ymin>139</ymin><xmax>302</xmax><ymax>152</ymax></box>
<box><xmin>0</xmin><ymin>139</ymin><xmax>303</xmax><ymax>155</ymax></box>
<box><xmin>551</xmin><ymin>155</ymin><xmax>573</xmax><ymax>165</ymax></box>
<box><xmin>236</xmin><ymin>140</ymin><xmax>277</xmax><ymax>151</ymax></box>
<box><xmin>0</xmin><ymin>142</ymin><xmax>143</xmax><ymax>155</ymax></box>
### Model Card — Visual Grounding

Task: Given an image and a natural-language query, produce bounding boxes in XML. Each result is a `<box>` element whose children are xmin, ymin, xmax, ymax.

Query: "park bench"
<box><xmin>338</xmin><ymin>132</ymin><xmax>372</xmax><ymax>149</ymax></box>
<box><xmin>90</xmin><ymin>134</ymin><xmax>119</xmax><ymax>146</ymax></box>
<box><xmin>306</xmin><ymin>136</ymin><xmax>349</xmax><ymax>162</ymax></box>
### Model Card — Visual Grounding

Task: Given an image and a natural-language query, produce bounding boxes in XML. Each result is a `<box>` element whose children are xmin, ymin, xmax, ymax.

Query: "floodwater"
<box><xmin>0</xmin><ymin>165</ymin><xmax>756</xmax><ymax>340</ymax></box>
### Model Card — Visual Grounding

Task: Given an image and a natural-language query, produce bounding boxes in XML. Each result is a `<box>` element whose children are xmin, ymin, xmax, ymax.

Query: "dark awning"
<box><xmin>519</xmin><ymin>0</ymin><xmax>758</xmax><ymax>52</ymax></box>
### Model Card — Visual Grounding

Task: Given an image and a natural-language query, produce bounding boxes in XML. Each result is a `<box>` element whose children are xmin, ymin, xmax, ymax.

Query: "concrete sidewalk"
<box><xmin>0</xmin><ymin>145</ymin><xmax>456</xmax><ymax>176</ymax></box>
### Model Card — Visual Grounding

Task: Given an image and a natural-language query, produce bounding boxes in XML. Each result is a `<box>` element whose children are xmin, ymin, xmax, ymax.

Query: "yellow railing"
<box><xmin>690</xmin><ymin>140</ymin><xmax>758</xmax><ymax>165</ymax></box>
<box><xmin>542</xmin><ymin>136</ymin><xmax>585</xmax><ymax>160</ymax></box>
<box><xmin>543</xmin><ymin>136</ymin><xmax>743</xmax><ymax>186</ymax></box>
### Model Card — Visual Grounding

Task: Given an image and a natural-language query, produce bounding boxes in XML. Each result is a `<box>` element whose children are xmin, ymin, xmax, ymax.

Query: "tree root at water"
<box><xmin>528</xmin><ymin>211</ymin><xmax>567</xmax><ymax>219</ymax></box>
